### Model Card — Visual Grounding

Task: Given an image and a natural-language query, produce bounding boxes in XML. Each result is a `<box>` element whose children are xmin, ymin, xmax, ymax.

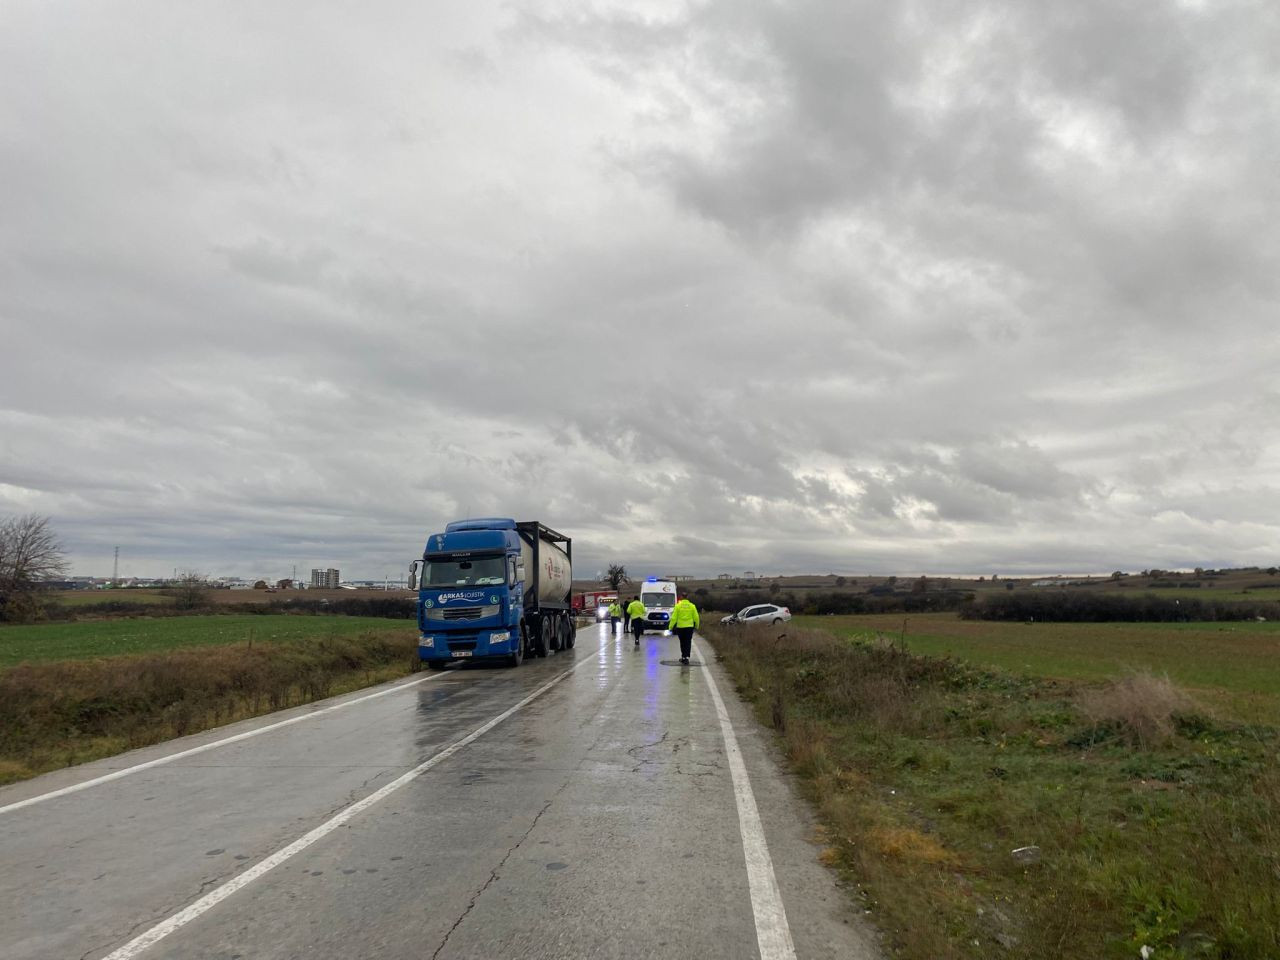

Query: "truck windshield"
<box><xmin>424</xmin><ymin>556</ymin><xmax>506</xmax><ymax>587</ymax></box>
<box><xmin>642</xmin><ymin>593</ymin><xmax>676</xmax><ymax>608</ymax></box>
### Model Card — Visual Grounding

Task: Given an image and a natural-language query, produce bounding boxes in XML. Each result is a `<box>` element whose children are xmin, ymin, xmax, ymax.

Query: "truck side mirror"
<box><xmin>408</xmin><ymin>560</ymin><xmax>421</xmax><ymax>591</ymax></box>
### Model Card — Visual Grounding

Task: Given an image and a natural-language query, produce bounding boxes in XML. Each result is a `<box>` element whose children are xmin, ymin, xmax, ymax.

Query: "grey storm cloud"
<box><xmin>2</xmin><ymin>0</ymin><xmax>1278</xmax><ymax>580</ymax></box>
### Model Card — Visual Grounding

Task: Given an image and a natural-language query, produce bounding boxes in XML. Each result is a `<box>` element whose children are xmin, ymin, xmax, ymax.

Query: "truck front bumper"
<box><xmin>419</xmin><ymin>629</ymin><xmax>519</xmax><ymax>662</ymax></box>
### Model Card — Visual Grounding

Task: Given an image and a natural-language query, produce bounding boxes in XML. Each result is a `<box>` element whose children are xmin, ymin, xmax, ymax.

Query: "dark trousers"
<box><xmin>631</xmin><ymin>618</ymin><xmax>644</xmax><ymax>643</ymax></box>
<box><xmin>675</xmin><ymin>627</ymin><xmax>694</xmax><ymax>659</ymax></box>
<box><xmin>609</xmin><ymin>616</ymin><xmax>620</xmax><ymax>635</ymax></box>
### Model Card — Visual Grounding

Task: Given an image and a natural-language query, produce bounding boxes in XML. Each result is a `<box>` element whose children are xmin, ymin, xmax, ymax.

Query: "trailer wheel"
<box><xmin>534</xmin><ymin>618</ymin><xmax>551</xmax><ymax>658</ymax></box>
<box><xmin>564</xmin><ymin>615</ymin><xmax>576</xmax><ymax>649</ymax></box>
<box><xmin>557</xmin><ymin>616</ymin><xmax>572</xmax><ymax>652</ymax></box>
<box><xmin>548</xmin><ymin>616</ymin><xmax>562</xmax><ymax>652</ymax></box>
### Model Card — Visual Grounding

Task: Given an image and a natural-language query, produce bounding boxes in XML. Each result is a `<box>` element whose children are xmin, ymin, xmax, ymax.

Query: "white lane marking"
<box><xmin>0</xmin><ymin>672</ymin><xmax>448</xmax><ymax>816</ymax></box>
<box><xmin>695</xmin><ymin>637</ymin><xmax>798</xmax><ymax>960</ymax></box>
<box><xmin>100</xmin><ymin>653</ymin><xmax>595</xmax><ymax>960</ymax></box>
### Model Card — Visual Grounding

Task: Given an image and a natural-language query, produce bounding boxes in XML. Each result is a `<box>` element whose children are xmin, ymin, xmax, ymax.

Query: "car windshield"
<box><xmin>643</xmin><ymin>593</ymin><xmax>676</xmax><ymax>608</ymax></box>
<box><xmin>425</xmin><ymin>556</ymin><xmax>505</xmax><ymax>586</ymax></box>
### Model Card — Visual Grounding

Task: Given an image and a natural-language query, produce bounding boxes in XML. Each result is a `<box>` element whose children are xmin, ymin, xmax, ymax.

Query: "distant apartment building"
<box><xmin>310</xmin><ymin>568</ymin><xmax>340</xmax><ymax>589</ymax></box>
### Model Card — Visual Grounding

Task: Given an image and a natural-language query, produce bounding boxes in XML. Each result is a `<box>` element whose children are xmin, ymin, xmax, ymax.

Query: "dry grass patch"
<box><xmin>867</xmin><ymin>825</ymin><xmax>958</xmax><ymax>867</ymax></box>
<box><xmin>1077</xmin><ymin>671</ymin><xmax>1196</xmax><ymax>747</ymax></box>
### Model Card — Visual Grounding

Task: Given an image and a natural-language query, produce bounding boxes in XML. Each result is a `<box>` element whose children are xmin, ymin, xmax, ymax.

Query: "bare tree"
<box><xmin>168</xmin><ymin>569</ymin><xmax>211</xmax><ymax>610</ymax></box>
<box><xmin>602</xmin><ymin>564</ymin><xmax>630</xmax><ymax>592</ymax></box>
<box><xmin>0</xmin><ymin>513</ymin><xmax>69</xmax><ymax>622</ymax></box>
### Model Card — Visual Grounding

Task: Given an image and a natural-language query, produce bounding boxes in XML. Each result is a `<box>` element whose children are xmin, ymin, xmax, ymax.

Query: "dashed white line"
<box><xmin>695</xmin><ymin>636</ymin><xmax>798</xmax><ymax>960</ymax></box>
<box><xmin>99</xmin><ymin>654</ymin><xmax>596</xmax><ymax>960</ymax></box>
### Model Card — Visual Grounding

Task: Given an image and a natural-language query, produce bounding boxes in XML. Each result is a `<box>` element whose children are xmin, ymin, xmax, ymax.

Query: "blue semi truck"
<box><xmin>408</xmin><ymin>518</ymin><xmax>575</xmax><ymax>669</ymax></box>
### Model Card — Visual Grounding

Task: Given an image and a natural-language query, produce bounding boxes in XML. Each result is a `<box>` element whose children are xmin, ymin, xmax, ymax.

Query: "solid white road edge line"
<box><xmin>0</xmin><ymin>671</ymin><xmax>446</xmax><ymax>816</ymax></box>
<box><xmin>98</xmin><ymin>653</ymin><xmax>596</xmax><ymax>960</ymax></box>
<box><xmin>695</xmin><ymin>636</ymin><xmax>798</xmax><ymax>960</ymax></box>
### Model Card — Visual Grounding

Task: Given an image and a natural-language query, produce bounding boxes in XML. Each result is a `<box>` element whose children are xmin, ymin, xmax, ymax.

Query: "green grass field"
<box><xmin>0</xmin><ymin>615</ymin><xmax>416</xmax><ymax>667</ymax></box>
<box><xmin>710</xmin><ymin>619</ymin><xmax>1280</xmax><ymax>959</ymax></box>
<box><xmin>798</xmin><ymin>613</ymin><xmax>1280</xmax><ymax>723</ymax></box>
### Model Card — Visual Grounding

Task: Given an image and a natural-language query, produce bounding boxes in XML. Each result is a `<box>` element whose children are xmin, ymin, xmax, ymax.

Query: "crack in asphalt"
<box><xmin>429</xmin><ymin>789</ymin><xmax>564</xmax><ymax>960</ymax></box>
<box><xmin>627</xmin><ymin>733</ymin><xmax>699</xmax><ymax>773</ymax></box>
<box><xmin>625</xmin><ymin>732</ymin><xmax>670</xmax><ymax>758</ymax></box>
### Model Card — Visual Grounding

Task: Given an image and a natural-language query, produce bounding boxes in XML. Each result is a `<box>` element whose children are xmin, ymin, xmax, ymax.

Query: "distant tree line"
<box><xmin>960</xmin><ymin>591</ymin><xmax>1280</xmax><ymax>623</ymax></box>
<box><xmin>694</xmin><ymin>588</ymin><xmax>975</xmax><ymax>616</ymax></box>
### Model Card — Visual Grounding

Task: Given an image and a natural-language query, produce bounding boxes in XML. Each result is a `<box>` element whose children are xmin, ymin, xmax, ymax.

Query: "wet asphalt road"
<box><xmin>0</xmin><ymin>624</ymin><xmax>880</xmax><ymax>960</ymax></box>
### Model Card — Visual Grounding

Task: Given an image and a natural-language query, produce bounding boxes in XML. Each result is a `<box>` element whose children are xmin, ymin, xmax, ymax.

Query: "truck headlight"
<box><xmin>419</xmin><ymin>635</ymin><xmax>435</xmax><ymax>648</ymax></box>
<box><xmin>489</xmin><ymin>631</ymin><xmax>510</xmax><ymax>643</ymax></box>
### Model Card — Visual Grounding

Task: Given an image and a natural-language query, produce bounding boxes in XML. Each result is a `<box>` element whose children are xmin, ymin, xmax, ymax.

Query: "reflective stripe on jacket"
<box><xmin>669</xmin><ymin>598</ymin><xmax>699</xmax><ymax>629</ymax></box>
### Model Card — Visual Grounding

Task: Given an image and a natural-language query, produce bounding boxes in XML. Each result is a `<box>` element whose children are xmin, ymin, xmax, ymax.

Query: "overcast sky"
<box><xmin>3</xmin><ymin>0</ymin><xmax>1278</xmax><ymax>582</ymax></box>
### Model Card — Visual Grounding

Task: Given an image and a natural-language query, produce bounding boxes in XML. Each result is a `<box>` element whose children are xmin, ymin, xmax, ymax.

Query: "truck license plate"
<box><xmin>451</xmin><ymin>651</ymin><xmax>473</xmax><ymax>658</ymax></box>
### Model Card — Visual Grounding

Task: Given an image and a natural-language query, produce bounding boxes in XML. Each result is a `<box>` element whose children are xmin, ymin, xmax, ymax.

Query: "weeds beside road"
<box><xmin>0</xmin><ymin>623</ymin><xmax>417</xmax><ymax>785</ymax></box>
<box><xmin>704</xmin><ymin>620</ymin><xmax>1280</xmax><ymax>960</ymax></box>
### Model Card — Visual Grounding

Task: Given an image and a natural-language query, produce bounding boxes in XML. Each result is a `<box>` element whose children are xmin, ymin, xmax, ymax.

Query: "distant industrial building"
<box><xmin>310</xmin><ymin>568</ymin><xmax>340</xmax><ymax>589</ymax></box>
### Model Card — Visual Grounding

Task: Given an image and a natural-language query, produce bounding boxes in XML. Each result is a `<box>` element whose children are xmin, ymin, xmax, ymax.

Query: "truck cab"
<box><xmin>410</xmin><ymin>518</ymin><xmax>573</xmax><ymax>668</ymax></box>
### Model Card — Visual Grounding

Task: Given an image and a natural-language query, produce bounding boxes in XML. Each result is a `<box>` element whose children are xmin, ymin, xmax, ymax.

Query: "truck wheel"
<box><xmin>548</xmin><ymin>616</ymin><xmax>562</xmax><ymax>652</ymax></box>
<box><xmin>533</xmin><ymin>618</ymin><xmax>549</xmax><ymax>658</ymax></box>
<box><xmin>543</xmin><ymin>618</ymin><xmax>557</xmax><ymax>656</ymax></box>
<box><xmin>508</xmin><ymin>624</ymin><xmax>525</xmax><ymax>668</ymax></box>
<box><xmin>565</xmin><ymin>616</ymin><xmax>576</xmax><ymax>649</ymax></box>
<box><xmin>558</xmin><ymin>617</ymin><xmax>572</xmax><ymax>651</ymax></box>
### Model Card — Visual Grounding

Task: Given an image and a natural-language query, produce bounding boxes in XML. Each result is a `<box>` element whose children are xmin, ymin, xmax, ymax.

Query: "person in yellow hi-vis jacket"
<box><xmin>607</xmin><ymin>600</ymin><xmax>623</xmax><ymax>636</ymax></box>
<box><xmin>668</xmin><ymin>596</ymin><xmax>700</xmax><ymax>664</ymax></box>
<box><xmin>626</xmin><ymin>597</ymin><xmax>647</xmax><ymax>646</ymax></box>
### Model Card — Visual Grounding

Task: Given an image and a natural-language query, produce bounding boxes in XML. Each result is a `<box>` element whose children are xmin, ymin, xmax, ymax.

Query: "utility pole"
<box><xmin>113</xmin><ymin>547</ymin><xmax>119</xmax><ymax>584</ymax></box>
